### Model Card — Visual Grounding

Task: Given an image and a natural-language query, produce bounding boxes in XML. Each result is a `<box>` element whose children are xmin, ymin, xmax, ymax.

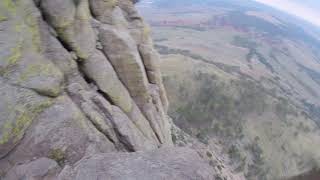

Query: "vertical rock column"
<box><xmin>40</xmin><ymin>0</ymin><xmax>172</xmax><ymax>145</ymax></box>
<box><xmin>90</xmin><ymin>0</ymin><xmax>173</xmax><ymax>145</ymax></box>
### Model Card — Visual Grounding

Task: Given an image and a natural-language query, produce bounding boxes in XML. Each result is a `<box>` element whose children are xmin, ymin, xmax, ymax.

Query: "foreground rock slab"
<box><xmin>58</xmin><ymin>147</ymin><xmax>215</xmax><ymax>180</ymax></box>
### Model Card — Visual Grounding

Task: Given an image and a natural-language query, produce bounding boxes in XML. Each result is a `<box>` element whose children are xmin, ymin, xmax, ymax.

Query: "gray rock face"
<box><xmin>58</xmin><ymin>147</ymin><xmax>215</xmax><ymax>180</ymax></box>
<box><xmin>40</xmin><ymin>0</ymin><xmax>96</xmax><ymax>59</ymax></box>
<box><xmin>0</xmin><ymin>0</ymin><xmax>216</xmax><ymax>179</ymax></box>
<box><xmin>99</xmin><ymin>24</ymin><xmax>150</xmax><ymax>106</ymax></box>
<box><xmin>4</xmin><ymin>158</ymin><xmax>61</xmax><ymax>180</ymax></box>
<box><xmin>82</xmin><ymin>50</ymin><xmax>133</xmax><ymax>113</ymax></box>
<box><xmin>0</xmin><ymin>80</ymin><xmax>53</xmax><ymax>159</ymax></box>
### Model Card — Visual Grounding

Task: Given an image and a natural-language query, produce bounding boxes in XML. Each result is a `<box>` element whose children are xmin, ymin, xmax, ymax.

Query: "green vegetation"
<box><xmin>171</xmin><ymin>72</ymin><xmax>268</xmax><ymax>139</ymax></box>
<box><xmin>171</xmin><ymin>133</ymin><xmax>177</xmax><ymax>144</ymax></box>
<box><xmin>228</xmin><ymin>145</ymin><xmax>242</xmax><ymax>161</ymax></box>
<box><xmin>166</xmin><ymin>70</ymin><xmax>301</xmax><ymax>179</ymax></box>
<box><xmin>206</xmin><ymin>151</ymin><xmax>213</xmax><ymax>158</ymax></box>
<box><xmin>232</xmin><ymin>36</ymin><xmax>258</xmax><ymax>49</ymax></box>
<box><xmin>196</xmin><ymin>131</ymin><xmax>209</xmax><ymax>144</ymax></box>
<box><xmin>275</xmin><ymin>97</ymin><xmax>294</xmax><ymax>120</ymax></box>
<box><xmin>155</xmin><ymin>44</ymin><xmax>241</xmax><ymax>74</ymax></box>
<box><xmin>244</xmin><ymin>142</ymin><xmax>269</xmax><ymax>180</ymax></box>
<box><xmin>155</xmin><ymin>44</ymin><xmax>207</xmax><ymax>61</ymax></box>
<box><xmin>232</xmin><ymin>36</ymin><xmax>275</xmax><ymax>72</ymax></box>
<box><xmin>49</xmin><ymin>148</ymin><xmax>66</xmax><ymax>166</ymax></box>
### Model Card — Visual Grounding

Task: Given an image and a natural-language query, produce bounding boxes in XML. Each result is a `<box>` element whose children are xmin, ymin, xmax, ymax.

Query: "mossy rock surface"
<box><xmin>0</xmin><ymin>80</ymin><xmax>53</xmax><ymax>158</ymax></box>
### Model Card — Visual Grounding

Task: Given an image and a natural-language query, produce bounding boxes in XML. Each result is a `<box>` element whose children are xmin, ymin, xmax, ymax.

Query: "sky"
<box><xmin>253</xmin><ymin>0</ymin><xmax>320</xmax><ymax>27</ymax></box>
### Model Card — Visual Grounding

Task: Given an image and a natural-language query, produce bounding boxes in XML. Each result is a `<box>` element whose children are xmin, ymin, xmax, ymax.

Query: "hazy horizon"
<box><xmin>253</xmin><ymin>0</ymin><xmax>320</xmax><ymax>27</ymax></box>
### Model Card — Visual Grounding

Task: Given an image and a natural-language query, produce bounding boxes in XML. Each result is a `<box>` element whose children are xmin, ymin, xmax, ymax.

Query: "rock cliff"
<box><xmin>0</xmin><ymin>0</ymin><xmax>230</xmax><ymax>179</ymax></box>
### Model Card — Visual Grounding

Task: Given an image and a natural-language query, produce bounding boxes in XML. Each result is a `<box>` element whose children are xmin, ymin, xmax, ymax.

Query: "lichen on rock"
<box><xmin>0</xmin><ymin>80</ymin><xmax>53</xmax><ymax>158</ymax></box>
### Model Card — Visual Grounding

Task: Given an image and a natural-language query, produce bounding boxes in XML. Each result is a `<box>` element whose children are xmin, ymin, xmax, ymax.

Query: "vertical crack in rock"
<box><xmin>98</xmin><ymin>17</ymin><xmax>169</xmax><ymax>145</ymax></box>
<box><xmin>138</xmin><ymin>44</ymin><xmax>169</xmax><ymax>113</ymax></box>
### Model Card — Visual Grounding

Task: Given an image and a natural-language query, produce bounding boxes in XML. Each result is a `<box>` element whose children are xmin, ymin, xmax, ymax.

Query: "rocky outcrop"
<box><xmin>0</xmin><ymin>0</ymin><xmax>219</xmax><ymax>179</ymax></box>
<box><xmin>58</xmin><ymin>147</ymin><xmax>215</xmax><ymax>180</ymax></box>
<box><xmin>4</xmin><ymin>158</ymin><xmax>61</xmax><ymax>180</ymax></box>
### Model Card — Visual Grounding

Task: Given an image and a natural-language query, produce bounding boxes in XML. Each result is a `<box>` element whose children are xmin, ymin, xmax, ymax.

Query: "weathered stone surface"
<box><xmin>139</xmin><ymin>44</ymin><xmax>169</xmax><ymax>112</ymax></box>
<box><xmin>0</xmin><ymin>0</ymin><xmax>64</xmax><ymax>97</ymax></box>
<box><xmin>110</xmin><ymin>105</ymin><xmax>158</xmax><ymax>151</ymax></box>
<box><xmin>111</xmin><ymin>6</ymin><xmax>130</xmax><ymax>28</ymax></box>
<box><xmin>10</xmin><ymin>52</ymin><xmax>64</xmax><ymax>97</ymax></box>
<box><xmin>40</xmin><ymin>0</ymin><xmax>96</xmax><ymax>60</ymax></box>
<box><xmin>148</xmin><ymin>84</ymin><xmax>172</xmax><ymax>145</ymax></box>
<box><xmin>89</xmin><ymin>0</ymin><xmax>118</xmax><ymax>23</ymax></box>
<box><xmin>118</xmin><ymin>0</ymin><xmax>141</xmax><ymax>22</ymax></box>
<box><xmin>4</xmin><ymin>158</ymin><xmax>60</xmax><ymax>180</ymax></box>
<box><xmin>58</xmin><ymin>147</ymin><xmax>215</xmax><ymax>180</ymax></box>
<box><xmin>126</xmin><ymin>102</ymin><xmax>161</xmax><ymax>144</ymax></box>
<box><xmin>98</xmin><ymin>24</ymin><xmax>171</xmax><ymax>144</ymax></box>
<box><xmin>82</xmin><ymin>50</ymin><xmax>133</xmax><ymax>113</ymax></box>
<box><xmin>39</xmin><ymin>20</ymin><xmax>79</xmax><ymax>77</ymax></box>
<box><xmin>67</xmin><ymin>82</ymin><xmax>159</xmax><ymax>150</ymax></box>
<box><xmin>118</xmin><ymin>0</ymin><xmax>152</xmax><ymax>44</ymax></box>
<box><xmin>0</xmin><ymin>95</ymin><xmax>116</xmax><ymax>171</ymax></box>
<box><xmin>89</xmin><ymin>93</ymin><xmax>159</xmax><ymax>151</ymax></box>
<box><xmin>99</xmin><ymin>24</ymin><xmax>151</xmax><ymax>106</ymax></box>
<box><xmin>0</xmin><ymin>80</ymin><xmax>53</xmax><ymax>159</ymax></box>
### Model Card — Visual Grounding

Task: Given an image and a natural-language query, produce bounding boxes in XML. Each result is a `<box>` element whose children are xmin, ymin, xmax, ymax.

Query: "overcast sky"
<box><xmin>253</xmin><ymin>0</ymin><xmax>320</xmax><ymax>27</ymax></box>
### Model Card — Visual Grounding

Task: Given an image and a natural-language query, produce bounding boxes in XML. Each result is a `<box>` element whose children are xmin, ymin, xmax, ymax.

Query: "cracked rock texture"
<box><xmin>0</xmin><ymin>0</ymin><xmax>218</xmax><ymax>179</ymax></box>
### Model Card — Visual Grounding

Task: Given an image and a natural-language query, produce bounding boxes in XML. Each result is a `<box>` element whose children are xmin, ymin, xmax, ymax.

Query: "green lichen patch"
<box><xmin>0</xmin><ymin>15</ymin><xmax>7</xmax><ymax>22</ymax></box>
<box><xmin>19</xmin><ymin>61</ymin><xmax>61</xmax><ymax>82</ymax></box>
<box><xmin>4</xmin><ymin>32</ymin><xmax>24</xmax><ymax>69</ymax></box>
<box><xmin>0</xmin><ymin>99</ymin><xmax>53</xmax><ymax>145</ymax></box>
<box><xmin>14</xmin><ymin>23</ymin><xmax>23</xmax><ymax>32</ymax></box>
<box><xmin>49</xmin><ymin>148</ymin><xmax>66</xmax><ymax>166</ymax></box>
<box><xmin>1</xmin><ymin>0</ymin><xmax>17</xmax><ymax>13</ymax></box>
<box><xmin>6</xmin><ymin>42</ymin><xmax>22</xmax><ymax>65</ymax></box>
<box><xmin>24</xmin><ymin>14</ymin><xmax>41</xmax><ymax>52</ymax></box>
